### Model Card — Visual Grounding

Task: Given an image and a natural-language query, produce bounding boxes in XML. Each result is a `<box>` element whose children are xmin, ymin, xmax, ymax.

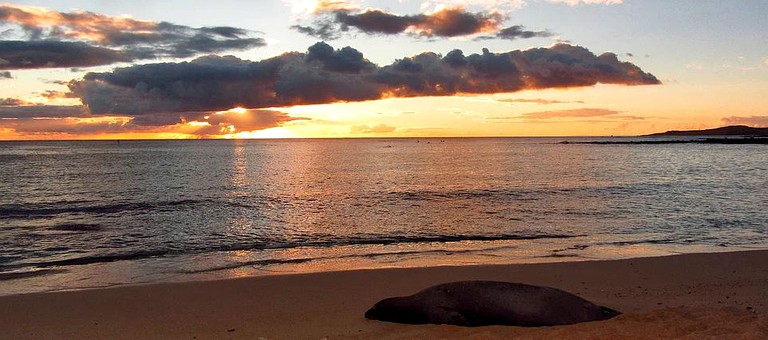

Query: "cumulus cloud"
<box><xmin>0</xmin><ymin>70</ymin><xmax>12</xmax><ymax>78</ymax></box>
<box><xmin>293</xmin><ymin>6</ymin><xmax>506</xmax><ymax>39</ymax></box>
<box><xmin>721</xmin><ymin>115</ymin><xmax>768</xmax><ymax>127</ymax></box>
<box><xmin>69</xmin><ymin>42</ymin><xmax>660</xmax><ymax>117</ymax></box>
<box><xmin>0</xmin><ymin>4</ymin><xmax>266</xmax><ymax>69</ymax></box>
<box><xmin>351</xmin><ymin>123</ymin><xmax>396</xmax><ymax>133</ymax></box>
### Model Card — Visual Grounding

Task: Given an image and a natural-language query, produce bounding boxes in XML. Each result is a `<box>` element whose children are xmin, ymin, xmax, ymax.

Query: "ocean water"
<box><xmin>1</xmin><ymin>138</ymin><xmax>767</xmax><ymax>295</ymax></box>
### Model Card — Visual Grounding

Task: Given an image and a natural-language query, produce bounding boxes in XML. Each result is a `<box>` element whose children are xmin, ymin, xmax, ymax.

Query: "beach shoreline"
<box><xmin>2</xmin><ymin>249</ymin><xmax>767</xmax><ymax>339</ymax></box>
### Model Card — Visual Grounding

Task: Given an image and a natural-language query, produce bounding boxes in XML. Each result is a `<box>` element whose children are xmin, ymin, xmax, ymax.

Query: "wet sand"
<box><xmin>1</xmin><ymin>250</ymin><xmax>767</xmax><ymax>339</ymax></box>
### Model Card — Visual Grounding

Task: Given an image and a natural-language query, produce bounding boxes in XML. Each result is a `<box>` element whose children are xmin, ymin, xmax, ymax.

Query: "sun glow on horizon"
<box><xmin>3</xmin><ymin>86</ymin><xmax>756</xmax><ymax>140</ymax></box>
<box><xmin>214</xmin><ymin>107</ymin><xmax>249</xmax><ymax>115</ymax></box>
<box><xmin>230</xmin><ymin>107</ymin><xmax>248</xmax><ymax>114</ymax></box>
<box><xmin>224</xmin><ymin>126</ymin><xmax>301</xmax><ymax>139</ymax></box>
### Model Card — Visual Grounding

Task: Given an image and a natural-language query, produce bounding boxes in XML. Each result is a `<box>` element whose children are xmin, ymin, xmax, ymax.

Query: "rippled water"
<box><xmin>1</xmin><ymin>138</ymin><xmax>767</xmax><ymax>295</ymax></box>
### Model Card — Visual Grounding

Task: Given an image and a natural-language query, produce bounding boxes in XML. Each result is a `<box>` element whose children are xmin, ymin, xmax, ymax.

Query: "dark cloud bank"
<box><xmin>292</xmin><ymin>7</ymin><xmax>548</xmax><ymax>40</ymax></box>
<box><xmin>0</xmin><ymin>4</ymin><xmax>265</xmax><ymax>69</ymax></box>
<box><xmin>0</xmin><ymin>41</ymin><xmax>131</xmax><ymax>70</ymax></box>
<box><xmin>69</xmin><ymin>42</ymin><xmax>660</xmax><ymax>120</ymax></box>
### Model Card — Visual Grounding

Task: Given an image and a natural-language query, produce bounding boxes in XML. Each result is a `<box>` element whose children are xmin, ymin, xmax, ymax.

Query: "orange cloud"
<box><xmin>4</xmin><ymin>42</ymin><xmax>659</xmax><ymax>139</ymax></box>
<box><xmin>285</xmin><ymin>0</ymin><xmax>357</xmax><ymax>15</ymax></box>
<box><xmin>721</xmin><ymin>115</ymin><xmax>768</xmax><ymax>127</ymax></box>
<box><xmin>312</xmin><ymin>0</ymin><xmax>357</xmax><ymax>13</ymax></box>
<box><xmin>0</xmin><ymin>4</ymin><xmax>155</xmax><ymax>43</ymax></box>
<box><xmin>0</xmin><ymin>4</ymin><xmax>265</xmax><ymax>69</ymax></box>
<box><xmin>0</xmin><ymin>116</ymin><xmax>131</xmax><ymax>135</ymax></box>
<box><xmin>413</xmin><ymin>7</ymin><xmax>503</xmax><ymax>37</ymax></box>
<box><xmin>192</xmin><ymin>108</ymin><xmax>307</xmax><ymax>136</ymax></box>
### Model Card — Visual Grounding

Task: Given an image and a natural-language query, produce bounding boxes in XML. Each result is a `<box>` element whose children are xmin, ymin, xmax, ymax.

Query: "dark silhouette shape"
<box><xmin>645</xmin><ymin>125</ymin><xmax>768</xmax><ymax>137</ymax></box>
<box><xmin>561</xmin><ymin>138</ymin><xmax>768</xmax><ymax>145</ymax></box>
<box><xmin>365</xmin><ymin>281</ymin><xmax>620</xmax><ymax>327</ymax></box>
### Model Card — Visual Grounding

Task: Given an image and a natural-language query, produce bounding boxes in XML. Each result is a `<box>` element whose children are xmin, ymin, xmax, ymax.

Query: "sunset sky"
<box><xmin>1</xmin><ymin>0</ymin><xmax>766</xmax><ymax>139</ymax></box>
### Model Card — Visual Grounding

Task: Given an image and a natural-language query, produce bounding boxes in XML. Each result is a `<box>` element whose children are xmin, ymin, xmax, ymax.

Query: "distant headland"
<box><xmin>645</xmin><ymin>125</ymin><xmax>768</xmax><ymax>137</ymax></box>
<box><xmin>561</xmin><ymin>125</ymin><xmax>768</xmax><ymax>145</ymax></box>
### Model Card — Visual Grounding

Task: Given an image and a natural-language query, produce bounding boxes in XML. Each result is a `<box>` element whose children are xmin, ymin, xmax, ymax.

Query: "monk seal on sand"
<box><xmin>365</xmin><ymin>281</ymin><xmax>620</xmax><ymax>327</ymax></box>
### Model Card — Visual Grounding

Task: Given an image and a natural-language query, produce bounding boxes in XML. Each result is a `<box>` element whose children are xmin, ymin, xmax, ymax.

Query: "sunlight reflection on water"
<box><xmin>1</xmin><ymin>138</ymin><xmax>767</xmax><ymax>294</ymax></box>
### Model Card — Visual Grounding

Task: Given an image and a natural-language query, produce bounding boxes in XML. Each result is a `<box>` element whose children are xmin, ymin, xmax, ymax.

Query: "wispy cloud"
<box><xmin>497</xmin><ymin>98</ymin><xmax>584</xmax><ymax>105</ymax></box>
<box><xmin>721</xmin><ymin>115</ymin><xmax>768</xmax><ymax>127</ymax></box>
<box><xmin>284</xmin><ymin>0</ymin><xmax>358</xmax><ymax>15</ymax></box>
<box><xmin>0</xmin><ymin>41</ymin><xmax>131</xmax><ymax>70</ymax></box>
<box><xmin>473</xmin><ymin>25</ymin><xmax>552</xmax><ymax>41</ymax></box>
<box><xmin>419</xmin><ymin>0</ymin><xmax>621</xmax><ymax>12</ymax></box>
<box><xmin>0</xmin><ymin>104</ymin><xmax>88</xmax><ymax>118</ymax></box>
<box><xmin>522</xmin><ymin>108</ymin><xmax>621</xmax><ymax>119</ymax></box>
<box><xmin>506</xmin><ymin>108</ymin><xmax>645</xmax><ymax>121</ymax></box>
<box><xmin>420</xmin><ymin>1</ymin><xmax>524</xmax><ymax>12</ymax></box>
<box><xmin>546</xmin><ymin>0</ymin><xmax>623</xmax><ymax>5</ymax></box>
<box><xmin>0</xmin><ymin>117</ymin><xmax>130</xmax><ymax>134</ymax></box>
<box><xmin>0</xmin><ymin>4</ymin><xmax>266</xmax><ymax>69</ymax></box>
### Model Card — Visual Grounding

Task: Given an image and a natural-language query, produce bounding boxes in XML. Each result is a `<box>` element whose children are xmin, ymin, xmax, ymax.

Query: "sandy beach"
<box><xmin>1</xmin><ymin>250</ymin><xmax>767</xmax><ymax>339</ymax></box>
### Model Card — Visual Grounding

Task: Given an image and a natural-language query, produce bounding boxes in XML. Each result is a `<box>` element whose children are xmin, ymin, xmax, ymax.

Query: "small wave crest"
<box><xmin>0</xmin><ymin>268</ymin><xmax>68</xmax><ymax>281</ymax></box>
<box><xmin>0</xmin><ymin>198</ymin><xmax>215</xmax><ymax>219</ymax></box>
<box><xmin>51</xmin><ymin>223</ymin><xmax>103</xmax><ymax>232</ymax></box>
<box><xmin>2</xmin><ymin>232</ymin><xmax>578</xmax><ymax>271</ymax></box>
<box><xmin>385</xmin><ymin>188</ymin><xmax>537</xmax><ymax>202</ymax></box>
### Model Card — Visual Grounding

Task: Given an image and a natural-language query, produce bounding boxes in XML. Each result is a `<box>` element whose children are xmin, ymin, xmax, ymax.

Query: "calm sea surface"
<box><xmin>1</xmin><ymin>138</ymin><xmax>767</xmax><ymax>295</ymax></box>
